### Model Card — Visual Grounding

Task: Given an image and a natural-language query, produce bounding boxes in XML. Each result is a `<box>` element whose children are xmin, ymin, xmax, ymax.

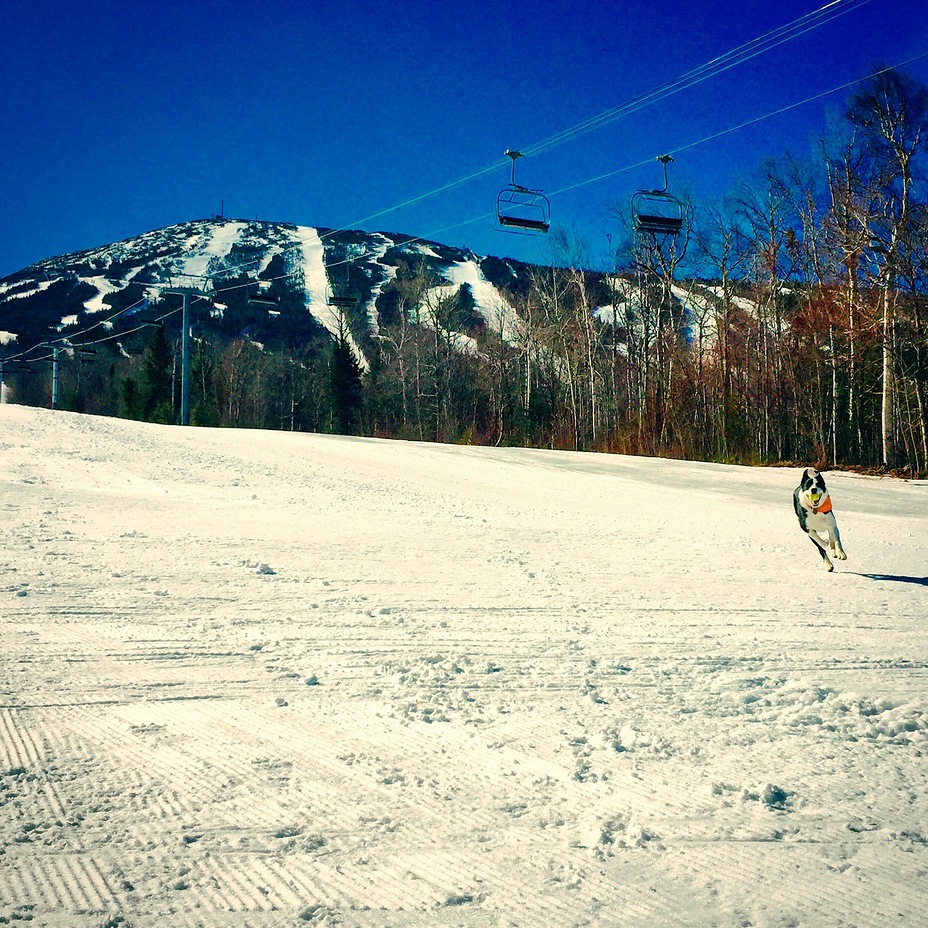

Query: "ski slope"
<box><xmin>1</xmin><ymin>405</ymin><xmax>926</xmax><ymax>927</ymax></box>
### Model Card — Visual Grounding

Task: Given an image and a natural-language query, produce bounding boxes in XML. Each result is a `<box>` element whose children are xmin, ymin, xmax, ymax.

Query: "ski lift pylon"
<box><xmin>497</xmin><ymin>150</ymin><xmax>551</xmax><ymax>234</ymax></box>
<box><xmin>632</xmin><ymin>154</ymin><xmax>684</xmax><ymax>237</ymax></box>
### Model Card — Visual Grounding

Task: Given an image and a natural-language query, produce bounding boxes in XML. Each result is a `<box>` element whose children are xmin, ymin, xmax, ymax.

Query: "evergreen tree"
<box><xmin>190</xmin><ymin>339</ymin><xmax>219</xmax><ymax>426</ymax></box>
<box><xmin>140</xmin><ymin>326</ymin><xmax>175</xmax><ymax>423</ymax></box>
<box><xmin>120</xmin><ymin>376</ymin><xmax>142</xmax><ymax>420</ymax></box>
<box><xmin>330</xmin><ymin>324</ymin><xmax>363</xmax><ymax>435</ymax></box>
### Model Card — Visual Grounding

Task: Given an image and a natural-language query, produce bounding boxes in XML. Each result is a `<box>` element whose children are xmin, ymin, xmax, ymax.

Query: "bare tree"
<box><xmin>846</xmin><ymin>67</ymin><xmax>928</xmax><ymax>467</ymax></box>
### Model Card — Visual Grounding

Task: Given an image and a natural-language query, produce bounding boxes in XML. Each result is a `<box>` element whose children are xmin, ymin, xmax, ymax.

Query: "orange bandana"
<box><xmin>812</xmin><ymin>497</ymin><xmax>833</xmax><ymax>514</ymax></box>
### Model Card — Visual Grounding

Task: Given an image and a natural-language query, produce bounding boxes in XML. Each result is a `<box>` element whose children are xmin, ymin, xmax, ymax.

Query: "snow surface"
<box><xmin>704</xmin><ymin>286</ymin><xmax>760</xmax><ymax>316</ymax></box>
<box><xmin>671</xmin><ymin>284</ymin><xmax>717</xmax><ymax>344</ymax></box>
<box><xmin>178</xmin><ymin>222</ymin><xmax>250</xmax><ymax>280</ymax></box>
<box><xmin>1</xmin><ymin>404</ymin><xmax>926</xmax><ymax>927</ymax></box>
<box><xmin>436</xmin><ymin>261</ymin><xmax>522</xmax><ymax>344</ymax></box>
<box><xmin>81</xmin><ymin>276</ymin><xmax>123</xmax><ymax>316</ymax></box>
<box><xmin>0</xmin><ymin>280</ymin><xmax>54</xmax><ymax>302</ymax></box>
<box><xmin>595</xmin><ymin>277</ymin><xmax>640</xmax><ymax>327</ymax></box>
<box><xmin>357</xmin><ymin>234</ymin><xmax>396</xmax><ymax>333</ymax></box>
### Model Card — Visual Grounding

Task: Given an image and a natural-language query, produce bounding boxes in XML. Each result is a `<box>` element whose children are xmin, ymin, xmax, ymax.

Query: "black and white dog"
<box><xmin>793</xmin><ymin>468</ymin><xmax>847</xmax><ymax>571</ymax></box>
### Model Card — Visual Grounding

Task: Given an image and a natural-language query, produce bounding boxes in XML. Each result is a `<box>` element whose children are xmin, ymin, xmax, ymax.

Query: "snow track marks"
<box><xmin>1</xmin><ymin>406</ymin><xmax>926</xmax><ymax>927</ymax></box>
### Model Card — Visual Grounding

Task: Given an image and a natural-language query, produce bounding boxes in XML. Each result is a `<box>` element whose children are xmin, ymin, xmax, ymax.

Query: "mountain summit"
<box><xmin>0</xmin><ymin>217</ymin><xmax>539</xmax><ymax>365</ymax></box>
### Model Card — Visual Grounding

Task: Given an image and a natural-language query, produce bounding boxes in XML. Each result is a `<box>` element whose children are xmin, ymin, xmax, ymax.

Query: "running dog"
<box><xmin>793</xmin><ymin>468</ymin><xmax>847</xmax><ymax>571</ymax></box>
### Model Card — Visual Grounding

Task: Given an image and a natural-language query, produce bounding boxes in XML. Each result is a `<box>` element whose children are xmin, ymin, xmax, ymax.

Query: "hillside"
<box><xmin>0</xmin><ymin>217</ymin><xmax>542</xmax><ymax>367</ymax></box>
<box><xmin>1</xmin><ymin>404</ymin><xmax>927</xmax><ymax>926</ymax></box>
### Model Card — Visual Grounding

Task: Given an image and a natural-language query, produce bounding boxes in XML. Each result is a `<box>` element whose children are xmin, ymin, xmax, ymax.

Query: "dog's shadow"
<box><xmin>854</xmin><ymin>572</ymin><xmax>928</xmax><ymax>587</ymax></box>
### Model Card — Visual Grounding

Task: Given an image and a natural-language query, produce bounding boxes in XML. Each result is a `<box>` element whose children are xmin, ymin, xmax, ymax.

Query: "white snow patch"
<box><xmin>357</xmin><ymin>233</ymin><xmax>395</xmax><ymax>333</ymax></box>
<box><xmin>291</xmin><ymin>226</ymin><xmax>368</xmax><ymax>368</ymax></box>
<box><xmin>595</xmin><ymin>276</ymin><xmax>642</xmax><ymax>327</ymax></box>
<box><xmin>436</xmin><ymin>260</ymin><xmax>522</xmax><ymax>343</ymax></box>
<box><xmin>406</xmin><ymin>243</ymin><xmax>441</xmax><ymax>259</ymax></box>
<box><xmin>672</xmin><ymin>284</ymin><xmax>718</xmax><ymax>344</ymax></box>
<box><xmin>178</xmin><ymin>221</ymin><xmax>250</xmax><ymax>279</ymax></box>
<box><xmin>704</xmin><ymin>285</ymin><xmax>760</xmax><ymax>315</ymax></box>
<box><xmin>0</xmin><ymin>280</ymin><xmax>54</xmax><ymax>301</ymax></box>
<box><xmin>81</xmin><ymin>275</ymin><xmax>123</xmax><ymax>314</ymax></box>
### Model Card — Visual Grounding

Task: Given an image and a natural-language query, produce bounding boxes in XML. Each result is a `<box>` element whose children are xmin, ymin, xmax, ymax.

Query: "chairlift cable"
<box><xmin>9</xmin><ymin>0</ymin><xmax>878</xmax><ymax>313</ymax></box>
<box><xmin>107</xmin><ymin>49</ymin><xmax>928</xmax><ymax>307</ymax></box>
<box><xmin>1</xmin><ymin>2</ymin><xmax>901</xmax><ymax>367</ymax></box>
<box><xmin>1</xmin><ymin>295</ymin><xmax>150</xmax><ymax>362</ymax></box>
<box><xmin>8</xmin><ymin>48</ymin><xmax>923</xmax><ymax>369</ymax></box>
<box><xmin>521</xmin><ymin>0</ymin><xmax>872</xmax><ymax>158</ymax></box>
<box><xmin>370</xmin><ymin>51</ymin><xmax>928</xmax><ymax>254</ymax></box>
<box><xmin>541</xmin><ymin>53</ymin><xmax>928</xmax><ymax>201</ymax></box>
<box><xmin>205</xmin><ymin>0</ymin><xmax>867</xmax><ymax>279</ymax></box>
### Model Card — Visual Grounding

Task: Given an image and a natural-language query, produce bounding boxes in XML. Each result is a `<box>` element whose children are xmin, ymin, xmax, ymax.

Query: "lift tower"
<box><xmin>164</xmin><ymin>275</ymin><xmax>213</xmax><ymax>426</ymax></box>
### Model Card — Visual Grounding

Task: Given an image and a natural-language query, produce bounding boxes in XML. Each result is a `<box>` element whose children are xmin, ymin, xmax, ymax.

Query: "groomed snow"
<box><xmin>81</xmin><ymin>276</ymin><xmax>124</xmax><ymax>316</ymax></box>
<box><xmin>291</xmin><ymin>226</ymin><xmax>367</xmax><ymax>366</ymax></box>
<box><xmin>1</xmin><ymin>405</ymin><xmax>926</xmax><ymax>927</ymax></box>
<box><xmin>178</xmin><ymin>222</ymin><xmax>251</xmax><ymax>280</ymax></box>
<box><xmin>437</xmin><ymin>261</ymin><xmax>522</xmax><ymax>343</ymax></box>
<box><xmin>0</xmin><ymin>280</ymin><xmax>54</xmax><ymax>302</ymax></box>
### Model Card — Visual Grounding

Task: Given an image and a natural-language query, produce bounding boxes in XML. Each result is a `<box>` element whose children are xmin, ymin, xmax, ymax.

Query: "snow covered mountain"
<box><xmin>0</xmin><ymin>218</ymin><xmax>539</xmax><ymax>366</ymax></box>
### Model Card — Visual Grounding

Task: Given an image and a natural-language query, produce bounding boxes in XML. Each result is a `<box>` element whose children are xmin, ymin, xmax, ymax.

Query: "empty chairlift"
<box><xmin>246</xmin><ymin>281</ymin><xmax>280</xmax><ymax>310</ymax></box>
<box><xmin>327</xmin><ymin>257</ymin><xmax>358</xmax><ymax>308</ymax></box>
<box><xmin>497</xmin><ymin>150</ymin><xmax>551</xmax><ymax>234</ymax></box>
<box><xmin>632</xmin><ymin>154</ymin><xmax>684</xmax><ymax>237</ymax></box>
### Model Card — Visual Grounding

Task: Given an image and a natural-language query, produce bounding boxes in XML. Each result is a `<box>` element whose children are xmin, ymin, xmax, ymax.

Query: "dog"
<box><xmin>793</xmin><ymin>468</ymin><xmax>847</xmax><ymax>571</ymax></box>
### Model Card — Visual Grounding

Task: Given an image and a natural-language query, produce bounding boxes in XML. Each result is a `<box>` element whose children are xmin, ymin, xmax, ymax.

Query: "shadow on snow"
<box><xmin>855</xmin><ymin>573</ymin><xmax>928</xmax><ymax>587</ymax></box>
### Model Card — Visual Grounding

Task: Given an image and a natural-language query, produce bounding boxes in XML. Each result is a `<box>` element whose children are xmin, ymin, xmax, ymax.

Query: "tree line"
<box><xmin>7</xmin><ymin>69</ymin><xmax>928</xmax><ymax>474</ymax></box>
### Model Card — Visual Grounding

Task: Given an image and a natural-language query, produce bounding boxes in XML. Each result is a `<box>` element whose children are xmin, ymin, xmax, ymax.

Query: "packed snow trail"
<box><xmin>1</xmin><ymin>405</ymin><xmax>926</xmax><ymax>927</ymax></box>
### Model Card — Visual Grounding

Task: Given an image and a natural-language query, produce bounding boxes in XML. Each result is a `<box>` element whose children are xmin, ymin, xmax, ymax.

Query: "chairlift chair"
<box><xmin>632</xmin><ymin>154</ymin><xmax>684</xmax><ymax>237</ymax></box>
<box><xmin>327</xmin><ymin>290</ymin><xmax>357</xmax><ymax>309</ymax></box>
<box><xmin>246</xmin><ymin>283</ymin><xmax>279</xmax><ymax>309</ymax></box>
<box><xmin>249</xmin><ymin>297</ymin><xmax>280</xmax><ymax>308</ymax></box>
<box><xmin>497</xmin><ymin>150</ymin><xmax>551</xmax><ymax>234</ymax></box>
<box><xmin>327</xmin><ymin>256</ymin><xmax>358</xmax><ymax>308</ymax></box>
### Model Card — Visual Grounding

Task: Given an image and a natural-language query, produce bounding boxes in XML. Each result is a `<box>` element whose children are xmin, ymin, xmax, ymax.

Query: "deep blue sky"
<box><xmin>2</xmin><ymin>0</ymin><xmax>925</xmax><ymax>277</ymax></box>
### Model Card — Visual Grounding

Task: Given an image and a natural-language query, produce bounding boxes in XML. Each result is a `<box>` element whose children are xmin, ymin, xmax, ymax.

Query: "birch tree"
<box><xmin>846</xmin><ymin>68</ymin><xmax>928</xmax><ymax>467</ymax></box>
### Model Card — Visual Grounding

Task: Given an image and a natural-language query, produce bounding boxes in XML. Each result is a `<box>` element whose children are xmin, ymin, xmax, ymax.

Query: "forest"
<box><xmin>5</xmin><ymin>69</ymin><xmax>928</xmax><ymax>475</ymax></box>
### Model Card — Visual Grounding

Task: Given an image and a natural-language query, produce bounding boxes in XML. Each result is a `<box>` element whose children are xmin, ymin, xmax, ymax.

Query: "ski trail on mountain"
<box><xmin>291</xmin><ymin>225</ymin><xmax>368</xmax><ymax>364</ymax></box>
